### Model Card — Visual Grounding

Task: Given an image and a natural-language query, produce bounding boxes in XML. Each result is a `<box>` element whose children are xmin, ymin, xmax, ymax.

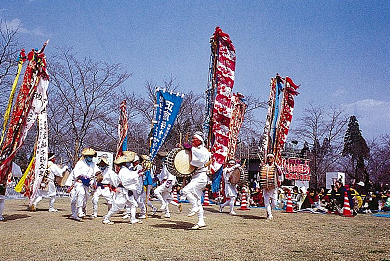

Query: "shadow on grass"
<box><xmin>236</xmin><ymin>214</ymin><xmax>266</xmax><ymax>220</ymax></box>
<box><xmin>3</xmin><ymin>213</ymin><xmax>30</xmax><ymax>221</ymax></box>
<box><xmin>205</xmin><ymin>207</ymin><xmax>266</xmax><ymax>219</ymax></box>
<box><xmin>150</xmin><ymin>219</ymin><xmax>195</xmax><ymax>230</ymax></box>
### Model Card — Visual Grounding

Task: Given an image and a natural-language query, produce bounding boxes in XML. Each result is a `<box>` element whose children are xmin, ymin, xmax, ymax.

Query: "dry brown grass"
<box><xmin>1</xmin><ymin>198</ymin><xmax>389</xmax><ymax>261</ymax></box>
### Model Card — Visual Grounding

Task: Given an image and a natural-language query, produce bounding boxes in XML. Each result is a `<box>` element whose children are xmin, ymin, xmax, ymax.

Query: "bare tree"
<box><xmin>0</xmin><ymin>20</ymin><xmax>21</xmax><ymax>118</ymax></box>
<box><xmin>47</xmin><ymin>47</ymin><xmax>131</xmax><ymax>165</ymax></box>
<box><xmin>365</xmin><ymin>135</ymin><xmax>390</xmax><ymax>186</ymax></box>
<box><xmin>294</xmin><ymin>105</ymin><xmax>348</xmax><ymax>188</ymax></box>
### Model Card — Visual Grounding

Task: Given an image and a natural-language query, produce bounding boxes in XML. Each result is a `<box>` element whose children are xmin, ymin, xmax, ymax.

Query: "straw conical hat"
<box><xmin>81</xmin><ymin>148</ymin><xmax>96</xmax><ymax>156</ymax></box>
<box><xmin>122</xmin><ymin>151</ymin><xmax>137</xmax><ymax>162</ymax></box>
<box><xmin>114</xmin><ymin>155</ymin><xmax>131</xmax><ymax>165</ymax></box>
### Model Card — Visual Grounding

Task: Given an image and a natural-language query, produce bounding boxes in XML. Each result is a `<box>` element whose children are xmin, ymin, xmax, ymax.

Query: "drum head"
<box><xmin>60</xmin><ymin>170</ymin><xmax>70</xmax><ymax>187</ymax></box>
<box><xmin>229</xmin><ymin>167</ymin><xmax>242</xmax><ymax>185</ymax></box>
<box><xmin>174</xmin><ymin>149</ymin><xmax>195</xmax><ymax>175</ymax></box>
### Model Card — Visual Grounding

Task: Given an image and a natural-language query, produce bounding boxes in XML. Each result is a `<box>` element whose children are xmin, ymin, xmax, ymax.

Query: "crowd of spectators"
<box><xmin>230</xmin><ymin>180</ymin><xmax>390</xmax><ymax>215</ymax></box>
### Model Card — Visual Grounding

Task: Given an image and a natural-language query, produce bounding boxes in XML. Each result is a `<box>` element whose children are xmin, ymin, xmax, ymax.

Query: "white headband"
<box><xmin>193</xmin><ymin>131</ymin><xmax>204</xmax><ymax>143</ymax></box>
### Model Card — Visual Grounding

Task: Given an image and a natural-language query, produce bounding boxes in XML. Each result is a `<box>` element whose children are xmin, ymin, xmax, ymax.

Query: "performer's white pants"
<box><xmin>0</xmin><ymin>198</ymin><xmax>4</xmax><ymax>218</ymax></box>
<box><xmin>183</xmin><ymin>178</ymin><xmax>207</xmax><ymax>226</ymax></box>
<box><xmin>125</xmin><ymin>186</ymin><xmax>156</xmax><ymax>216</ymax></box>
<box><xmin>221</xmin><ymin>196</ymin><xmax>236</xmax><ymax>213</ymax></box>
<box><xmin>92</xmin><ymin>187</ymin><xmax>113</xmax><ymax>215</ymax></box>
<box><xmin>105</xmin><ymin>188</ymin><xmax>138</xmax><ymax>222</ymax></box>
<box><xmin>154</xmin><ymin>183</ymin><xmax>179</xmax><ymax>214</ymax></box>
<box><xmin>33</xmin><ymin>195</ymin><xmax>56</xmax><ymax>209</ymax></box>
<box><xmin>263</xmin><ymin>187</ymin><xmax>278</xmax><ymax>217</ymax></box>
<box><xmin>70</xmin><ymin>183</ymin><xmax>89</xmax><ymax>216</ymax></box>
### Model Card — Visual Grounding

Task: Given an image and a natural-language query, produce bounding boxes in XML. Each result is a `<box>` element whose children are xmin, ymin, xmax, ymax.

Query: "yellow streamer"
<box><xmin>14</xmin><ymin>155</ymin><xmax>35</xmax><ymax>193</ymax></box>
<box><xmin>0</xmin><ymin>59</ymin><xmax>24</xmax><ymax>147</ymax></box>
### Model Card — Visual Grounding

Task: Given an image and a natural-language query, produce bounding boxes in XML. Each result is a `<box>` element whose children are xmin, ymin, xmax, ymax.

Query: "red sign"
<box><xmin>282</xmin><ymin>158</ymin><xmax>310</xmax><ymax>181</ymax></box>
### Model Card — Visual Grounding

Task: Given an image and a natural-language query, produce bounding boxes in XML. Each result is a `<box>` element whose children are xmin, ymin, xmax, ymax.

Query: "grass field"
<box><xmin>1</xmin><ymin>198</ymin><xmax>389</xmax><ymax>261</ymax></box>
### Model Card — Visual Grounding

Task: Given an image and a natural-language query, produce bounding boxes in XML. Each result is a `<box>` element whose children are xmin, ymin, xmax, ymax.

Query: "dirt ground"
<box><xmin>0</xmin><ymin>197</ymin><xmax>389</xmax><ymax>261</ymax></box>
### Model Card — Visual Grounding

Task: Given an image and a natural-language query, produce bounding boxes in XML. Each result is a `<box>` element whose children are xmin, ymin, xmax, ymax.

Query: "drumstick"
<box><xmin>179</xmin><ymin>132</ymin><xmax>182</xmax><ymax>147</ymax></box>
<box><xmin>204</xmin><ymin>159</ymin><xmax>212</xmax><ymax>167</ymax></box>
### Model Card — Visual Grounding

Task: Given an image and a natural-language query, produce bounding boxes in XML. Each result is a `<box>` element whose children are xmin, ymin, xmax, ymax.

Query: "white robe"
<box><xmin>37</xmin><ymin>161</ymin><xmax>68</xmax><ymax>197</ymax></box>
<box><xmin>223</xmin><ymin>164</ymin><xmax>239</xmax><ymax>198</ymax></box>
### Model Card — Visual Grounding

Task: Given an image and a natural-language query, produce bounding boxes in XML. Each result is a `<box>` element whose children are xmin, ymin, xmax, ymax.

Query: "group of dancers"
<box><xmin>27</xmin><ymin>131</ymin><xmax>212</xmax><ymax>229</ymax></box>
<box><xmin>2</xmin><ymin>131</ymin><xmax>284</xmax><ymax>228</ymax></box>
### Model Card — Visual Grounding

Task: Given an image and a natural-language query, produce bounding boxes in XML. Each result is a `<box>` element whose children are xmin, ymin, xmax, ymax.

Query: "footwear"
<box><xmin>151</xmin><ymin>207</ymin><xmax>157</xmax><ymax>215</ymax></box>
<box><xmin>70</xmin><ymin>215</ymin><xmax>82</xmax><ymax>221</ymax></box>
<box><xmin>0</xmin><ymin>216</ymin><xmax>4</xmax><ymax>221</ymax></box>
<box><xmin>188</xmin><ymin>206</ymin><xmax>200</xmax><ymax>217</ymax></box>
<box><xmin>164</xmin><ymin>213</ymin><xmax>171</xmax><ymax>218</ymax></box>
<box><xmin>30</xmin><ymin>205</ymin><xmax>36</xmax><ymax>212</ymax></box>
<box><xmin>91</xmin><ymin>213</ymin><xmax>98</xmax><ymax>218</ymax></box>
<box><xmin>160</xmin><ymin>203</ymin><xmax>167</xmax><ymax>210</ymax></box>
<box><xmin>138</xmin><ymin>214</ymin><xmax>146</xmax><ymax>219</ymax></box>
<box><xmin>191</xmin><ymin>223</ymin><xmax>206</xmax><ymax>230</ymax></box>
<box><xmin>102</xmin><ymin>219</ymin><xmax>114</xmax><ymax>225</ymax></box>
<box><xmin>219</xmin><ymin>205</ymin><xmax>223</xmax><ymax>213</ymax></box>
<box><xmin>131</xmin><ymin>219</ymin><xmax>142</xmax><ymax>224</ymax></box>
<box><xmin>78</xmin><ymin>212</ymin><xmax>86</xmax><ymax>218</ymax></box>
<box><xmin>122</xmin><ymin>214</ymin><xmax>130</xmax><ymax>219</ymax></box>
<box><xmin>266</xmin><ymin>215</ymin><xmax>273</xmax><ymax>220</ymax></box>
<box><xmin>229</xmin><ymin>211</ymin><xmax>237</xmax><ymax>215</ymax></box>
<box><xmin>48</xmin><ymin>208</ymin><xmax>58</xmax><ymax>212</ymax></box>
<box><xmin>178</xmin><ymin>203</ymin><xmax>182</xmax><ymax>212</ymax></box>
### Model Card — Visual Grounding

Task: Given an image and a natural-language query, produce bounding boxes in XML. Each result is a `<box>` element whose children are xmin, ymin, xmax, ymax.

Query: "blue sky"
<box><xmin>1</xmin><ymin>0</ymin><xmax>389</xmax><ymax>141</ymax></box>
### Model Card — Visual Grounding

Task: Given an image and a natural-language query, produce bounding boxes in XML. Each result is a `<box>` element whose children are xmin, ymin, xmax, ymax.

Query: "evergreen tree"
<box><xmin>343</xmin><ymin>116</ymin><xmax>370</xmax><ymax>183</ymax></box>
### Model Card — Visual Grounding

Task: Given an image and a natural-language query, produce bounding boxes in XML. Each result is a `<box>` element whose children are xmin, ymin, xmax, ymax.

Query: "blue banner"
<box><xmin>211</xmin><ymin>167</ymin><xmax>223</xmax><ymax>193</ymax></box>
<box><xmin>122</xmin><ymin>135</ymin><xmax>127</xmax><ymax>152</ymax></box>
<box><xmin>271</xmin><ymin>76</ymin><xmax>284</xmax><ymax>148</ymax></box>
<box><xmin>149</xmin><ymin>89</ymin><xmax>184</xmax><ymax>161</ymax></box>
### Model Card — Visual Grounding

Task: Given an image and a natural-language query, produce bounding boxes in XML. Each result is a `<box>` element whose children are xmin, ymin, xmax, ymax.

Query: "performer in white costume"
<box><xmin>182</xmin><ymin>131</ymin><xmax>211</xmax><ymax>229</ymax></box>
<box><xmin>154</xmin><ymin>163</ymin><xmax>182</xmax><ymax>218</ymax></box>
<box><xmin>102</xmin><ymin>155</ymin><xmax>141</xmax><ymax>225</ymax></box>
<box><xmin>219</xmin><ymin>159</ymin><xmax>239</xmax><ymax>215</ymax></box>
<box><xmin>65</xmin><ymin>148</ymin><xmax>98</xmax><ymax>221</ymax></box>
<box><xmin>91</xmin><ymin>155</ymin><xmax>116</xmax><ymax>218</ymax></box>
<box><xmin>258</xmin><ymin>153</ymin><xmax>283</xmax><ymax>220</ymax></box>
<box><xmin>122</xmin><ymin>155</ymin><xmax>158</xmax><ymax>219</ymax></box>
<box><xmin>31</xmin><ymin>153</ymin><xmax>68</xmax><ymax>212</ymax></box>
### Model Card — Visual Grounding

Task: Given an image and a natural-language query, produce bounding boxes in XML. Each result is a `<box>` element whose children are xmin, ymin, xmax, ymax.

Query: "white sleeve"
<box><xmin>191</xmin><ymin>147</ymin><xmax>210</xmax><ymax>168</ymax></box>
<box><xmin>50</xmin><ymin>164</ymin><xmax>68</xmax><ymax>177</ymax></box>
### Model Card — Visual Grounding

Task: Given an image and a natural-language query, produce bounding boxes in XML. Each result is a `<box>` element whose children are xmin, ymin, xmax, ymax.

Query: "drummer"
<box><xmin>219</xmin><ymin>159</ymin><xmax>239</xmax><ymax>215</ymax></box>
<box><xmin>258</xmin><ymin>153</ymin><xmax>283</xmax><ymax>220</ymax></box>
<box><xmin>182</xmin><ymin>131</ymin><xmax>211</xmax><ymax>230</ymax></box>
<box><xmin>30</xmin><ymin>152</ymin><xmax>68</xmax><ymax>212</ymax></box>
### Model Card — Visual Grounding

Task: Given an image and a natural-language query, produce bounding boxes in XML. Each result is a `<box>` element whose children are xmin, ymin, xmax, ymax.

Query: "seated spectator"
<box><xmin>382</xmin><ymin>191</ymin><xmax>390</xmax><ymax>212</ymax></box>
<box><xmin>296</xmin><ymin>187</ymin><xmax>307</xmax><ymax>210</ymax></box>
<box><xmin>301</xmin><ymin>188</ymin><xmax>318</xmax><ymax>209</ymax></box>
<box><xmin>249</xmin><ymin>188</ymin><xmax>264</xmax><ymax>207</ymax></box>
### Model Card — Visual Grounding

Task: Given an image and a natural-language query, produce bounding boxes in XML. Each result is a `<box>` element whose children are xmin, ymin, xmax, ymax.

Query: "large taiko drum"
<box><xmin>229</xmin><ymin>166</ymin><xmax>244</xmax><ymax>185</ymax></box>
<box><xmin>165</xmin><ymin>148</ymin><xmax>195</xmax><ymax>177</ymax></box>
<box><xmin>55</xmin><ymin>169</ymin><xmax>71</xmax><ymax>187</ymax></box>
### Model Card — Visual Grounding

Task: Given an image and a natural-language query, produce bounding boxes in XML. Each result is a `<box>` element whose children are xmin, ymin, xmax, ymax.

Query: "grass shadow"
<box><xmin>3</xmin><ymin>213</ymin><xmax>30</xmax><ymax>221</ymax></box>
<box><xmin>235</xmin><ymin>214</ymin><xmax>266</xmax><ymax>220</ymax></box>
<box><xmin>150</xmin><ymin>219</ymin><xmax>195</xmax><ymax>230</ymax></box>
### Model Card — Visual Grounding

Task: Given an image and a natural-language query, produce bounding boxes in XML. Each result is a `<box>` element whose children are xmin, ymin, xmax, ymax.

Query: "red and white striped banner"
<box><xmin>274</xmin><ymin>77</ymin><xmax>299</xmax><ymax>162</ymax></box>
<box><xmin>210</xmin><ymin>27</ymin><xmax>236</xmax><ymax>174</ymax></box>
<box><xmin>227</xmin><ymin>93</ymin><xmax>247</xmax><ymax>160</ymax></box>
